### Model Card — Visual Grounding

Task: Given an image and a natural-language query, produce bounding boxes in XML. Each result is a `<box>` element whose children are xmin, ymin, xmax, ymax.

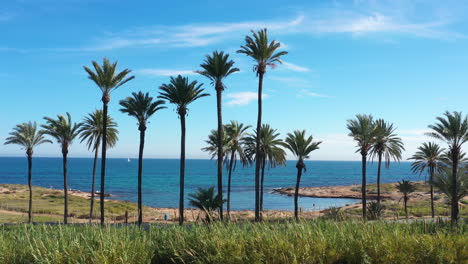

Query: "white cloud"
<box><xmin>137</xmin><ymin>69</ymin><xmax>196</xmax><ymax>76</ymax></box>
<box><xmin>298</xmin><ymin>89</ymin><xmax>331</xmax><ymax>98</ymax></box>
<box><xmin>225</xmin><ymin>92</ymin><xmax>267</xmax><ymax>106</ymax></box>
<box><xmin>282</xmin><ymin>62</ymin><xmax>311</xmax><ymax>72</ymax></box>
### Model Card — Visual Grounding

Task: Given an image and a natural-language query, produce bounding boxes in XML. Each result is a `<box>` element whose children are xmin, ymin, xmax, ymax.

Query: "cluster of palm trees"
<box><xmin>202</xmin><ymin>122</ymin><xmax>321</xmax><ymax>221</ymax></box>
<box><xmin>347</xmin><ymin>115</ymin><xmax>404</xmax><ymax>219</ymax></box>
<box><xmin>347</xmin><ymin>112</ymin><xmax>468</xmax><ymax>223</ymax></box>
<box><xmin>5</xmin><ymin>28</ymin><xmax>324</xmax><ymax>224</ymax></box>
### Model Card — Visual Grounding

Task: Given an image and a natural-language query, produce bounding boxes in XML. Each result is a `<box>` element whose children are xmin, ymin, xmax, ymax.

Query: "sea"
<box><xmin>0</xmin><ymin>157</ymin><xmax>422</xmax><ymax>211</ymax></box>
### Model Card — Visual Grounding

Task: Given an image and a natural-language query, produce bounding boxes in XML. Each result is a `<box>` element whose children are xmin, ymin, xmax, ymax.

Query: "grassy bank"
<box><xmin>0</xmin><ymin>220</ymin><xmax>466</xmax><ymax>263</ymax></box>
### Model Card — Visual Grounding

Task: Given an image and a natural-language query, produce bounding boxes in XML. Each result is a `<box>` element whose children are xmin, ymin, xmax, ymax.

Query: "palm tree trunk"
<box><xmin>62</xmin><ymin>150</ymin><xmax>68</xmax><ymax>224</ymax></box>
<box><xmin>227</xmin><ymin>151</ymin><xmax>235</xmax><ymax>219</ymax></box>
<box><xmin>100</xmin><ymin>100</ymin><xmax>108</xmax><ymax>225</ymax></box>
<box><xmin>377</xmin><ymin>152</ymin><xmax>382</xmax><ymax>205</ymax></box>
<box><xmin>179</xmin><ymin>114</ymin><xmax>186</xmax><ymax>225</ymax></box>
<box><xmin>404</xmin><ymin>196</ymin><xmax>408</xmax><ymax>219</ymax></box>
<box><xmin>27</xmin><ymin>153</ymin><xmax>33</xmax><ymax>224</ymax></box>
<box><xmin>254</xmin><ymin>72</ymin><xmax>264</xmax><ymax>222</ymax></box>
<box><xmin>294</xmin><ymin>166</ymin><xmax>302</xmax><ymax>221</ymax></box>
<box><xmin>137</xmin><ymin>128</ymin><xmax>146</xmax><ymax>225</ymax></box>
<box><xmin>216</xmin><ymin>89</ymin><xmax>224</xmax><ymax>220</ymax></box>
<box><xmin>361</xmin><ymin>152</ymin><xmax>367</xmax><ymax>220</ymax></box>
<box><xmin>260</xmin><ymin>157</ymin><xmax>266</xmax><ymax>219</ymax></box>
<box><xmin>451</xmin><ymin>150</ymin><xmax>459</xmax><ymax>224</ymax></box>
<box><xmin>429</xmin><ymin>166</ymin><xmax>435</xmax><ymax>218</ymax></box>
<box><xmin>89</xmin><ymin>143</ymin><xmax>99</xmax><ymax>223</ymax></box>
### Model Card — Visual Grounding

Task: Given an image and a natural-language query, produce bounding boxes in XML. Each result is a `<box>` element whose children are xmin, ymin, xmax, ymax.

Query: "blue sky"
<box><xmin>1</xmin><ymin>0</ymin><xmax>468</xmax><ymax>160</ymax></box>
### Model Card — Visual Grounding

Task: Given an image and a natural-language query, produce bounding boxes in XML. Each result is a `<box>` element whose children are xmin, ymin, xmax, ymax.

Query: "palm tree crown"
<box><xmin>347</xmin><ymin>114</ymin><xmax>376</xmax><ymax>154</ymax></box>
<box><xmin>427</xmin><ymin>111</ymin><xmax>468</xmax><ymax>153</ymax></box>
<box><xmin>196</xmin><ymin>51</ymin><xmax>239</xmax><ymax>91</ymax></box>
<box><xmin>78</xmin><ymin>110</ymin><xmax>118</xmax><ymax>151</ymax></box>
<box><xmin>284</xmin><ymin>130</ymin><xmax>322</xmax><ymax>170</ymax></box>
<box><xmin>370</xmin><ymin>119</ymin><xmax>404</xmax><ymax>166</ymax></box>
<box><xmin>41</xmin><ymin>113</ymin><xmax>81</xmax><ymax>151</ymax></box>
<box><xmin>202</xmin><ymin>129</ymin><xmax>229</xmax><ymax>159</ymax></box>
<box><xmin>396</xmin><ymin>180</ymin><xmax>416</xmax><ymax>196</ymax></box>
<box><xmin>5</xmin><ymin>122</ymin><xmax>51</xmax><ymax>154</ymax></box>
<box><xmin>225</xmin><ymin>121</ymin><xmax>251</xmax><ymax>167</ymax></box>
<box><xmin>119</xmin><ymin>91</ymin><xmax>166</xmax><ymax>130</ymax></box>
<box><xmin>83</xmin><ymin>57</ymin><xmax>135</xmax><ymax>102</ymax></box>
<box><xmin>158</xmin><ymin>75</ymin><xmax>209</xmax><ymax>116</ymax></box>
<box><xmin>237</xmin><ymin>28</ymin><xmax>288</xmax><ymax>75</ymax></box>
<box><xmin>409</xmin><ymin>142</ymin><xmax>445</xmax><ymax>176</ymax></box>
<box><xmin>245</xmin><ymin>124</ymin><xmax>287</xmax><ymax>167</ymax></box>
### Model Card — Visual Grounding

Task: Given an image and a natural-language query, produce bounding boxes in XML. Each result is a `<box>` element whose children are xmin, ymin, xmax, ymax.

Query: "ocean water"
<box><xmin>0</xmin><ymin>157</ymin><xmax>421</xmax><ymax>211</ymax></box>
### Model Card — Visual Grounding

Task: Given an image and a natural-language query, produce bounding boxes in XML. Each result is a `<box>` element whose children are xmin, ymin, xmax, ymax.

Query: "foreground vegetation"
<box><xmin>0</xmin><ymin>221</ymin><xmax>466</xmax><ymax>264</ymax></box>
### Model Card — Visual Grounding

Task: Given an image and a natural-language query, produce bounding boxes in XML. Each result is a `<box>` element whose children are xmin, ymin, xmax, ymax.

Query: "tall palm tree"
<box><xmin>237</xmin><ymin>29</ymin><xmax>287</xmax><ymax>221</ymax></box>
<box><xmin>347</xmin><ymin>114</ymin><xmax>376</xmax><ymax>219</ymax></box>
<box><xmin>408</xmin><ymin>142</ymin><xmax>445</xmax><ymax>218</ymax></box>
<box><xmin>83</xmin><ymin>57</ymin><xmax>134</xmax><ymax>225</ymax></box>
<box><xmin>395</xmin><ymin>180</ymin><xmax>416</xmax><ymax>219</ymax></box>
<box><xmin>159</xmin><ymin>75</ymin><xmax>209</xmax><ymax>225</ymax></box>
<box><xmin>78</xmin><ymin>110</ymin><xmax>118</xmax><ymax>223</ymax></box>
<box><xmin>369</xmin><ymin>119</ymin><xmax>404</xmax><ymax>205</ymax></box>
<box><xmin>119</xmin><ymin>91</ymin><xmax>166</xmax><ymax>225</ymax></box>
<box><xmin>41</xmin><ymin>113</ymin><xmax>81</xmax><ymax>224</ymax></box>
<box><xmin>427</xmin><ymin>111</ymin><xmax>468</xmax><ymax>224</ymax></box>
<box><xmin>4</xmin><ymin>122</ymin><xmax>51</xmax><ymax>223</ymax></box>
<box><xmin>197</xmin><ymin>51</ymin><xmax>239</xmax><ymax>220</ymax></box>
<box><xmin>244</xmin><ymin>124</ymin><xmax>286</xmax><ymax>219</ymax></box>
<box><xmin>284</xmin><ymin>130</ymin><xmax>321</xmax><ymax>221</ymax></box>
<box><xmin>202</xmin><ymin>121</ymin><xmax>251</xmax><ymax>219</ymax></box>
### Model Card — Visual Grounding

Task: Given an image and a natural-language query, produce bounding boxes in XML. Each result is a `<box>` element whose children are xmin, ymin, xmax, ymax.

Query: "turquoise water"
<box><xmin>0</xmin><ymin>157</ymin><xmax>421</xmax><ymax>211</ymax></box>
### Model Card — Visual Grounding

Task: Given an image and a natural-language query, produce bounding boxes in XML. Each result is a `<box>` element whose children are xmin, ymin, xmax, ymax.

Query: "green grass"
<box><xmin>0</xmin><ymin>220</ymin><xmax>466</xmax><ymax>264</ymax></box>
<box><xmin>0</xmin><ymin>184</ymin><xmax>150</xmax><ymax>223</ymax></box>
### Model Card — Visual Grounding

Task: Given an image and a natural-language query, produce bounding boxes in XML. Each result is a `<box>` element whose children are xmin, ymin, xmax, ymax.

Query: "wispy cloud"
<box><xmin>79</xmin><ymin>16</ymin><xmax>304</xmax><ymax>51</ymax></box>
<box><xmin>298</xmin><ymin>89</ymin><xmax>331</xmax><ymax>98</ymax></box>
<box><xmin>137</xmin><ymin>69</ymin><xmax>196</xmax><ymax>76</ymax></box>
<box><xmin>226</xmin><ymin>92</ymin><xmax>267</xmax><ymax>106</ymax></box>
<box><xmin>282</xmin><ymin>61</ymin><xmax>311</xmax><ymax>72</ymax></box>
<box><xmin>268</xmin><ymin>76</ymin><xmax>313</xmax><ymax>88</ymax></box>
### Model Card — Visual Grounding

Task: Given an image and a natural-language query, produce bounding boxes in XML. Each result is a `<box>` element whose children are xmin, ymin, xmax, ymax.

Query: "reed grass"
<box><xmin>0</xmin><ymin>220</ymin><xmax>466</xmax><ymax>263</ymax></box>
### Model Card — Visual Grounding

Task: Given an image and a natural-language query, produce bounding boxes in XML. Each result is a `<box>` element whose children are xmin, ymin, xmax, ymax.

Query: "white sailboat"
<box><xmin>127</xmin><ymin>157</ymin><xmax>131</xmax><ymax>162</ymax></box>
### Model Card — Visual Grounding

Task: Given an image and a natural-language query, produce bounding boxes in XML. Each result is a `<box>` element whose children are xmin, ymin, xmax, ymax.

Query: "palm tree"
<box><xmin>369</xmin><ymin>119</ymin><xmax>404</xmax><ymax>205</ymax></box>
<box><xmin>408</xmin><ymin>142</ymin><xmax>445</xmax><ymax>218</ymax></box>
<box><xmin>83</xmin><ymin>57</ymin><xmax>134</xmax><ymax>225</ymax></box>
<box><xmin>119</xmin><ymin>91</ymin><xmax>166</xmax><ymax>225</ymax></box>
<box><xmin>395</xmin><ymin>180</ymin><xmax>416</xmax><ymax>219</ymax></box>
<box><xmin>159</xmin><ymin>75</ymin><xmax>209</xmax><ymax>225</ymax></box>
<box><xmin>347</xmin><ymin>114</ymin><xmax>376</xmax><ymax>219</ymax></box>
<box><xmin>224</xmin><ymin>121</ymin><xmax>251</xmax><ymax>218</ymax></box>
<box><xmin>202</xmin><ymin>121</ymin><xmax>251</xmax><ymax>219</ymax></box>
<box><xmin>78</xmin><ymin>110</ymin><xmax>118</xmax><ymax>223</ymax></box>
<box><xmin>4</xmin><ymin>122</ymin><xmax>51</xmax><ymax>223</ymax></box>
<box><xmin>188</xmin><ymin>187</ymin><xmax>225</xmax><ymax>222</ymax></box>
<box><xmin>41</xmin><ymin>113</ymin><xmax>81</xmax><ymax>224</ymax></box>
<box><xmin>427</xmin><ymin>111</ymin><xmax>468</xmax><ymax>224</ymax></box>
<box><xmin>284</xmin><ymin>130</ymin><xmax>321</xmax><ymax>221</ymax></box>
<box><xmin>244</xmin><ymin>124</ymin><xmax>286</xmax><ymax>219</ymax></box>
<box><xmin>197</xmin><ymin>51</ymin><xmax>239</xmax><ymax>220</ymax></box>
<box><xmin>431</xmin><ymin>167</ymin><xmax>468</xmax><ymax>208</ymax></box>
<box><xmin>237</xmin><ymin>29</ymin><xmax>287</xmax><ymax>221</ymax></box>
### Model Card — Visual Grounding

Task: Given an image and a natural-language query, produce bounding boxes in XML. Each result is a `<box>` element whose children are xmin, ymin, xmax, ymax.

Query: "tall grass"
<box><xmin>0</xmin><ymin>220</ymin><xmax>466</xmax><ymax>263</ymax></box>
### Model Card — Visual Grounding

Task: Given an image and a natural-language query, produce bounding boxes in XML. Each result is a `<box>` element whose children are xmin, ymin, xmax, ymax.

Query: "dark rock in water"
<box><xmin>95</xmin><ymin>191</ymin><xmax>111</xmax><ymax>197</ymax></box>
